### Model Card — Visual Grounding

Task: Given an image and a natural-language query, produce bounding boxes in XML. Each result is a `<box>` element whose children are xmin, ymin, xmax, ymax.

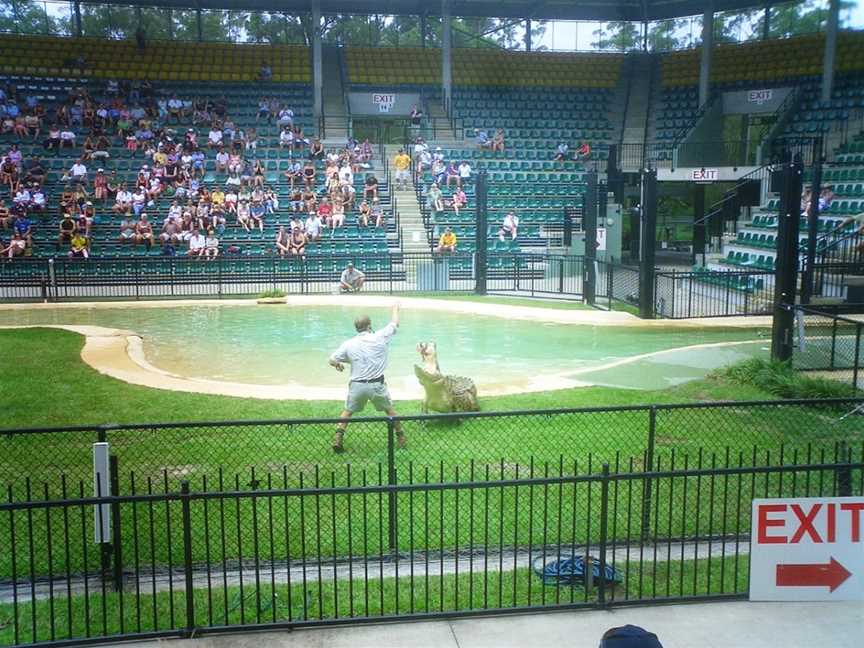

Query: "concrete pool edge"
<box><xmin>1</xmin><ymin>322</ymin><xmax>768</xmax><ymax>401</ymax></box>
<box><xmin>0</xmin><ymin>294</ymin><xmax>778</xmax><ymax>328</ymax></box>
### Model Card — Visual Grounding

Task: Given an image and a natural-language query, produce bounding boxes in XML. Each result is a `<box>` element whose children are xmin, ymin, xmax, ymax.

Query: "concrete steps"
<box><xmin>385</xmin><ymin>144</ymin><xmax>430</xmax><ymax>254</ymax></box>
<box><xmin>321</xmin><ymin>45</ymin><xmax>348</xmax><ymax>140</ymax></box>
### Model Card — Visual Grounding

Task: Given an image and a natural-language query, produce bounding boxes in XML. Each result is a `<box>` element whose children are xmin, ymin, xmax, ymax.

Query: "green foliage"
<box><xmin>718</xmin><ymin>357</ymin><xmax>859</xmax><ymax>400</ymax></box>
<box><xmin>258</xmin><ymin>288</ymin><xmax>287</xmax><ymax>299</ymax></box>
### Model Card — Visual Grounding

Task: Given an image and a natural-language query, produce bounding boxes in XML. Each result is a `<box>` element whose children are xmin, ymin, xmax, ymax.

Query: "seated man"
<box><xmin>339</xmin><ymin>261</ymin><xmax>365</xmax><ymax>293</ymax></box>
<box><xmin>554</xmin><ymin>142</ymin><xmax>569</xmax><ymax>162</ymax></box>
<box><xmin>435</xmin><ymin>226</ymin><xmax>457</xmax><ymax>254</ymax></box>
<box><xmin>474</xmin><ymin>128</ymin><xmax>491</xmax><ymax>149</ymax></box>
<box><xmin>187</xmin><ymin>227</ymin><xmax>206</xmax><ymax>257</ymax></box>
<box><xmin>68</xmin><ymin>231</ymin><xmax>89</xmax><ymax>259</ymax></box>
<box><xmin>499</xmin><ymin>211</ymin><xmax>519</xmax><ymax>241</ymax></box>
<box><xmin>574</xmin><ymin>141</ymin><xmax>591</xmax><ymax>161</ymax></box>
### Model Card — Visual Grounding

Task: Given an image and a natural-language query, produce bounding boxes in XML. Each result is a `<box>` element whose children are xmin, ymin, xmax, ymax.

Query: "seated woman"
<box><xmin>330</xmin><ymin>195</ymin><xmax>345</xmax><ymax>229</ymax></box>
<box><xmin>357</xmin><ymin>200</ymin><xmax>371</xmax><ymax>227</ymax></box>
<box><xmin>491</xmin><ymin>128</ymin><xmax>505</xmax><ymax>153</ymax></box>
<box><xmin>288</xmin><ymin>227</ymin><xmax>307</xmax><ymax>257</ymax></box>
<box><xmin>451</xmin><ymin>187</ymin><xmax>467</xmax><ymax>215</ymax></box>
<box><xmin>427</xmin><ymin>183</ymin><xmax>444</xmax><ymax>217</ymax></box>
<box><xmin>275</xmin><ymin>225</ymin><xmax>291</xmax><ymax>256</ymax></box>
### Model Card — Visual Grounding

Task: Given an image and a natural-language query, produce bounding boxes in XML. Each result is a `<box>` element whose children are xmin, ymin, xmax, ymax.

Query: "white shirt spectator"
<box><xmin>502</xmin><ymin>213</ymin><xmax>519</xmax><ymax>231</ymax></box>
<box><xmin>116</xmin><ymin>190</ymin><xmax>132</xmax><ymax>204</ymax></box>
<box><xmin>279</xmin><ymin>129</ymin><xmax>294</xmax><ymax>146</ymax></box>
<box><xmin>338</xmin><ymin>165</ymin><xmax>353</xmax><ymax>185</ymax></box>
<box><xmin>60</xmin><ymin>130</ymin><xmax>75</xmax><ymax>142</ymax></box>
<box><xmin>458</xmin><ymin>162</ymin><xmax>472</xmax><ymax>179</ymax></box>
<box><xmin>305</xmin><ymin>214</ymin><xmax>322</xmax><ymax>237</ymax></box>
<box><xmin>168</xmin><ymin>204</ymin><xmax>182</xmax><ymax>220</ymax></box>
<box><xmin>215</xmin><ymin>150</ymin><xmax>229</xmax><ymax>167</ymax></box>
<box><xmin>70</xmin><ymin>162</ymin><xmax>87</xmax><ymax>179</ymax></box>
<box><xmin>168</xmin><ymin>98</ymin><xmax>183</xmax><ymax>111</ymax></box>
<box><xmin>189</xmin><ymin>233</ymin><xmax>205</xmax><ymax>251</ymax></box>
<box><xmin>208</xmin><ymin>129</ymin><xmax>223</xmax><ymax>145</ymax></box>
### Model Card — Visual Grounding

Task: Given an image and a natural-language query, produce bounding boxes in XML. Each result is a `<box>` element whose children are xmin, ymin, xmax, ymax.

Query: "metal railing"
<box><xmin>0</xmin><ymin>428</ymin><xmax>860</xmax><ymax>645</ymax></box>
<box><xmin>654</xmin><ymin>269</ymin><xmax>775</xmax><ymax>319</ymax></box>
<box><xmin>793</xmin><ymin>305</ymin><xmax>864</xmax><ymax>388</ymax></box>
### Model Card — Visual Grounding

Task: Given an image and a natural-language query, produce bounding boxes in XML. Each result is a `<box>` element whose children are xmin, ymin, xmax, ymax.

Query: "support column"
<box><xmin>167</xmin><ymin>9</ymin><xmax>174</xmax><ymax>40</ymax></box>
<box><xmin>525</xmin><ymin>18</ymin><xmax>532</xmax><ymax>51</ymax></box>
<box><xmin>692</xmin><ymin>184</ymin><xmax>706</xmax><ymax>266</ymax></box>
<box><xmin>699</xmin><ymin>4</ymin><xmax>714</xmax><ymax>108</ymax></box>
<box><xmin>638</xmin><ymin>169</ymin><xmax>658</xmax><ymax>319</ymax></box>
<box><xmin>73</xmin><ymin>1</ymin><xmax>82</xmax><ymax>37</ymax></box>
<box><xmin>312</xmin><ymin>0</ymin><xmax>323</xmax><ymax>120</ymax></box>
<box><xmin>420</xmin><ymin>13</ymin><xmax>428</xmax><ymax>48</ymax></box>
<box><xmin>195</xmin><ymin>8</ymin><xmax>203</xmax><ymax>42</ymax></box>
<box><xmin>642</xmin><ymin>21</ymin><xmax>648</xmax><ymax>51</ymax></box>
<box><xmin>583</xmin><ymin>172</ymin><xmax>598</xmax><ymax>306</ymax></box>
<box><xmin>762</xmin><ymin>4</ymin><xmax>771</xmax><ymax>40</ymax></box>
<box><xmin>822</xmin><ymin>0</ymin><xmax>839</xmax><ymax>103</ymax></box>
<box><xmin>771</xmin><ymin>161</ymin><xmax>804</xmax><ymax>361</ymax></box>
<box><xmin>442</xmin><ymin>0</ymin><xmax>452</xmax><ymax>111</ymax></box>
<box><xmin>801</xmin><ymin>139</ymin><xmax>823</xmax><ymax>304</ymax></box>
<box><xmin>474</xmin><ymin>171</ymin><xmax>488</xmax><ymax>295</ymax></box>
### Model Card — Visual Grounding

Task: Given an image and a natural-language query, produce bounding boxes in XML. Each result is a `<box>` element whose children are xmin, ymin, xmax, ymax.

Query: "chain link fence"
<box><xmin>792</xmin><ymin>306</ymin><xmax>864</xmax><ymax>388</ymax></box>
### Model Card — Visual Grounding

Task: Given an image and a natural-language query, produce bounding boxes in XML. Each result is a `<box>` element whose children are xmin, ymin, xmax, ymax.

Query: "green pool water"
<box><xmin>0</xmin><ymin>304</ymin><xmax>771</xmax><ymax>392</ymax></box>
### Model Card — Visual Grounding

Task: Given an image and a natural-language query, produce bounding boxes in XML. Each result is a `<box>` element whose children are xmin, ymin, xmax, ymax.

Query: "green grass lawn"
<box><xmin>0</xmin><ymin>553</ymin><xmax>749</xmax><ymax>646</ymax></box>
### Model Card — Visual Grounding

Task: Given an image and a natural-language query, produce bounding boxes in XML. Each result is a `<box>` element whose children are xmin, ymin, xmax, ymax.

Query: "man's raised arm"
<box><xmin>391</xmin><ymin>301</ymin><xmax>401</xmax><ymax>328</ymax></box>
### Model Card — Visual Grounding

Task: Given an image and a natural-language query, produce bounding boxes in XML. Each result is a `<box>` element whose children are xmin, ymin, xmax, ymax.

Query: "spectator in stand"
<box><xmin>13</xmin><ymin>213</ymin><xmax>32</xmax><ymax>248</ymax></box>
<box><xmin>44</xmin><ymin>125</ymin><xmax>61</xmax><ymax>151</ymax></box>
<box><xmin>0</xmin><ymin>157</ymin><xmax>17</xmax><ymax>193</ymax></box>
<box><xmin>499</xmin><ymin>211</ymin><xmax>519</xmax><ymax>241</ymax></box>
<box><xmin>410</xmin><ymin>104</ymin><xmax>423</xmax><ymax>127</ymax></box>
<box><xmin>69</xmin><ymin>158</ymin><xmax>87</xmax><ymax>185</ymax></box>
<box><xmin>358</xmin><ymin>200</ymin><xmax>371</xmax><ymax>227</ymax></box>
<box><xmin>275</xmin><ymin>225</ymin><xmax>291</xmax><ymax>256</ymax></box>
<box><xmin>68</xmin><ymin>231</ymin><xmax>89</xmax><ymax>259</ymax></box>
<box><xmin>491</xmin><ymin>128</ymin><xmax>505</xmax><ymax>153</ymax></box>
<box><xmin>60</xmin><ymin>128</ymin><xmax>76</xmax><ymax>148</ymax></box>
<box><xmin>393</xmin><ymin>149</ymin><xmax>411</xmax><ymax>190</ymax></box>
<box><xmin>204</xmin><ymin>228</ymin><xmax>219</xmax><ymax>260</ymax></box>
<box><xmin>452</xmin><ymin>187</ymin><xmax>467</xmax><ymax>216</ymax></box>
<box><xmin>435</xmin><ymin>227</ymin><xmax>457</xmax><ymax>255</ymax></box>
<box><xmin>432</xmin><ymin>157</ymin><xmax>446</xmax><ymax>186</ymax></box>
<box><xmin>363</xmin><ymin>173</ymin><xmax>379</xmax><ymax>202</ymax></box>
<box><xmin>305</xmin><ymin>212</ymin><xmax>323</xmax><ymax>242</ymax></box>
<box><xmin>427</xmin><ymin>183</ymin><xmax>444</xmax><ymax>218</ymax></box>
<box><xmin>58</xmin><ymin>213</ymin><xmax>77</xmax><ymax>249</ymax></box>
<box><xmin>303</xmin><ymin>159</ymin><xmax>316</xmax><ymax>190</ymax></box>
<box><xmin>554</xmin><ymin>142</ymin><xmax>569</xmax><ymax>162</ymax></box>
<box><xmin>135</xmin><ymin>213</ymin><xmax>154</xmax><ymax>249</ymax></box>
<box><xmin>445</xmin><ymin>161</ymin><xmax>460</xmax><ymax>187</ymax></box>
<box><xmin>93</xmin><ymin>168</ymin><xmax>109</xmax><ymax>204</ymax></box>
<box><xmin>259</xmin><ymin>62</ymin><xmax>273</xmax><ymax>82</ymax></box>
<box><xmin>574</xmin><ymin>141</ymin><xmax>591</xmax><ymax>161</ymax></box>
<box><xmin>160</xmin><ymin>215</ymin><xmax>183</xmax><ymax>245</ymax></box>
<box><xmin>309</xmin><ymin>138</ymin><xmax>325</xmax><ymax>160</ymax></box>
<box><xmin>331</xmin><ymin>193</ymin><xmax>345</xmax><ymax>229</ymax></box>
<box><xmin>2</xmin><ymin>232</ymin><xmax>26</xmax><ymax>259</ymax></box>
<box><xmin>237</xmin><ymin>199</ymin><xmax>251</xmax><ymax>232</ymax></box>
<box><xmin>279</xmin><ymin>126</ymin><xmax>294</xmax><ymax>150</ymax></box>
<box><xmin>113</xmin><ymin>183</ymin><xmax>133</xmax><ymax>214</ymax></box>
<box><xmin>372</xmin><ymin>202</ymin><xmax>385</xmax><ymax>228</ymax></box>
<box><xmin>208</xmin><ymin>126</ymin><xmax>223</xmax><ymax>149</ymax></box>
<box><xmin>289</xmin><ymin>227</ymin><xmax>307</xmax><ymax>257</ymax></box>
<box><xmin>277</xmin><ymin>106</ymin><xmax>294</xmax><ymax>128</ymax></box>
<box><xmin>339</xmin><ymin>262</ymin><xmax>365</xmax><ymax>293</ymax></box>
<box><xmin>249</xmin><ymin>200</ymin><xmax>265</xmax><ymax>233</ymax></box>
<box><xmin>819</xmin><ymin>186</ymin><xmax>835</xmax><ymax>211</ymax></box>
<box><xmin>187</xmin><ymin>227</ymin><xmax>205</xmax><ymax>257</ymax></box>
<box><xmin>474</xmin><ymin>128</ymin><xmax>491</xmax><ymax>149</ymax></box>
<box><xmin>215</xmin><ymin>148</ymin><xmax>229</xmax><ymax>174</ymax></box>
<box><xmin>457</xmin><ymin>160</ymin><xmax>472</xmax><ymax>187</ymax></box>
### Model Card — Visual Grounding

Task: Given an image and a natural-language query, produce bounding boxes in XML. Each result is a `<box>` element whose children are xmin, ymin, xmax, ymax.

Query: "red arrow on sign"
<box><xmin>776</xmin><ymin>557</ymin><xmax>852</xmax><ymax>593</ymax></box>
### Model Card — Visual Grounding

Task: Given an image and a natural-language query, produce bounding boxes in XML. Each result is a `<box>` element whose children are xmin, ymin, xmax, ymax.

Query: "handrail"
<box><xmin>670</xmin><ymin>91</ymin><xmax>717</xmax><ymax>151</ymax></box>
<box><xmin>694</xmin><ymin>163</ymin><xmax>775</xmax><ymax>228</ymax></box>
<box><xmin>756</xmin><ymin>85</ymin><xmax>804</xmax><ymax>164</ymax></box>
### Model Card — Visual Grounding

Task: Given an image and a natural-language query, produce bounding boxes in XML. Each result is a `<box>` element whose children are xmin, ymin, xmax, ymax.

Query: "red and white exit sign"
<box><xmin>690</xmin><ymin>168</ymin><xmax>718</xmax><ymax>182</ymax></box>
<box><xmin>750</xmin><ymin>497</ymin><xmax>864</xmax><ymax>601</ymax></box>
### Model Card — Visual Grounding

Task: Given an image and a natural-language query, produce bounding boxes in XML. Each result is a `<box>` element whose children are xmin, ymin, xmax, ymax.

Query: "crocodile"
<box><xmin>414</xmin><ymin>341</ymin><xmax>479</xmax><ymax>414</ymax></box>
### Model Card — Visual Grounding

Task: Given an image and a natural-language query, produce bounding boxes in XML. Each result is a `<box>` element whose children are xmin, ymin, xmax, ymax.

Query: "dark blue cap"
<box><xmin>599</xmin><ymin>625</ymin><xmax>664</xmax><ymax>648</ymax></box>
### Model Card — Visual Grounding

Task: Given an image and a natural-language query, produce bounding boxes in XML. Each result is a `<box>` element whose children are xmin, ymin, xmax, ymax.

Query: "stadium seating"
<box><xmin>662</xmin><ymin>32</ymin><xmax>864</xmax><ymax>87</ymax></box>
<box><xmin>0</xmin><ymin>34</ymin><xmax>311</xmax><ymax>83</ymax></box>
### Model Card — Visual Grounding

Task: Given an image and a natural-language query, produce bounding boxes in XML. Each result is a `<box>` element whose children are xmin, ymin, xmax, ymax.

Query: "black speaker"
<box><xmin>737</xmin><ymin>179</ymin><xmax>761</xmax><ymax>206</ymax></box>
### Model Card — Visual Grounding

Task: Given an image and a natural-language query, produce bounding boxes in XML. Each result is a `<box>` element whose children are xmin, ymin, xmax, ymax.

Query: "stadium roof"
<box><xmin>85</xmin><ymin>0</ymin><xmax>771</xmax><ymax>22</ymax></box>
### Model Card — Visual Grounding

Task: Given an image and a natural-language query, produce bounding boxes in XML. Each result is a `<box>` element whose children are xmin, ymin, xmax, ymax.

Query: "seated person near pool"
<box><xmin>499</xmin><ymin>211</ymin><xmax>519</xmax><ymax>241</ymax></box>
<box><xmin>1</xmin><ymin>232</ymin><xmax>26</xmax><ymax>259</ymax></box>
<box><xmin>427</xmin><ymin>183</ymin><xmax>444</xmax><ymax>216</ymax></box>
<box><xmin>339</xmin><ymin>262</ymin><xmax>365</xmax><ymax>293</ymax></box>
<box><xmin>289</xmin><ymin>227</ymin><xmax>306</xmax><ymax>257</ymax></box>
<box><xmin>435</xmin><ymin>227</ymin><xmax>457</xmax><ymax>254</ymax></box>
<box><xmin>68</xmin><ymin>232</ymin><xmax>89</xmax><ymax>259</ymax></box>
<box><xmin>58</xmin><ymin>212</ymin><xmax>77</xmax><ymax>248</ymax></box>
<box><xmin>204</xmin><ymin>229</ymin><xmax>219</xmax><ymax>260</ymax></box>
<box><xmin>574</xmin><ymin>141</ymin><xmax>591</xmax><ymax>161</ymax></box>
<box><xmin>187</xmin><ymin>227</ymin><xmax>206</xmax><ymax>257</ymax></box>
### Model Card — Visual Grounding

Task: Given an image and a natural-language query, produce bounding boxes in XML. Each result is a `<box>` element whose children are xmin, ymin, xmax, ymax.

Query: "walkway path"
<box><xmin>121</xmin><ymin>600</ymin><xmax>864</xmax><ymax>648</ymax></box>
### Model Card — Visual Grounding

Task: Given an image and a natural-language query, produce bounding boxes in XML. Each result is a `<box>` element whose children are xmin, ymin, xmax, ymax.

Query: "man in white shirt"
<box><xmin>187</xmin><ymin>228</ymin><xmax>206</xmax><ymax>257</ymax></box>
<box><xmin>458</xmin><ymin>160</ymin><xmax>472</xmax><ymax>186</ymax></box>
<box><xmin>207</xmin><ymin>128</ymin><xmax>223</xmax><ymax>149</ymax></box>
<box><xmin>499</xmin><ymin>211</ymin><xmax>519</xmax><ymax>241</ymax></box>
<box><xmin>328</xmin><ymin>301</ymin><xmax>405</xmax><ymax>452</ymax></box>
<box><xmin>338</xmin><ymin>163</ymin><xmax>353</xmax><ymax>186</ymax></box>
<box><xmin>113</xmin><ymin>186</ymin><xmax>133</xmax><ymax>214</ymax></box>
<box><xmin>305</xmin><ymin>213</ymin><xmax>323</xmax><ymax>241</ymax></box>
<box><xmin>277</xmin><ymin>107</ymin><xmax>294</xmax><ymax>128</ymax></box>
<box><xmin>70</xmin><ymin>156</ymin><xmax>87</xmax><ymax>182</ymax></box>
<box><xmin>279</xmin><ymin>127</ymin><xmax>294</xmax><ymax>149</ymax></box>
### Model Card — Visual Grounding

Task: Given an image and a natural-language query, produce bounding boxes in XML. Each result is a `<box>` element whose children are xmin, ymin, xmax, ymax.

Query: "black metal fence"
<box><xmin>793</xmin><ymin>306</ymin><xmax>864</xmax><ymax>387</ymax></box>
<box><xmin>654</xmin><ymin>269</ymin><xmax>775</xmax><ymax>319</ymax></box>
<box><xmin>1</xmin><ymin>399</ymin><xmax>863</xmax><ymax>645</ymax></box>
<box><xmin>1</xmin><ymin>455</ymin><xmax>861</xmax><ymax>646</ymax></box>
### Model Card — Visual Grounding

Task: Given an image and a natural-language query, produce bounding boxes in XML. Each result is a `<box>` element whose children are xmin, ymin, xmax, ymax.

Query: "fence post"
<box><xmin>180</xmin><ymin>480</ymin><xmax>196</xmax><ymax>637</ymax></box>
<box><xmin>109</xmin><ymin>455</ymin><xmax>123</xmax><ymax>592</ymax></box>
<box><xmin>641</xmin><ymin>406</ymin><xmax>657</xmax><ymax>541</ymax></box>
<box><xmin>608</xmin><ymin>262</ymin><xmax>613</xmax><ymax>311</ymax></box>
<box><xmin>830</xmin><ymin>317</ymin><xmax>838</xmax><ymax>369</ymax></box>
<box><xmin>853</xmin><ymin>324</ymin><xmax>862</xmax><ymax>389</ymax></box>
<box><xmin>386</xmin><ymin>418</ymin><xmax>398</xmax><ymax>555</ymax></box>
<box><xmin>597</xmin><ymin>463</ymin><xmax>610</xmax><ymax>609</ymax></box>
